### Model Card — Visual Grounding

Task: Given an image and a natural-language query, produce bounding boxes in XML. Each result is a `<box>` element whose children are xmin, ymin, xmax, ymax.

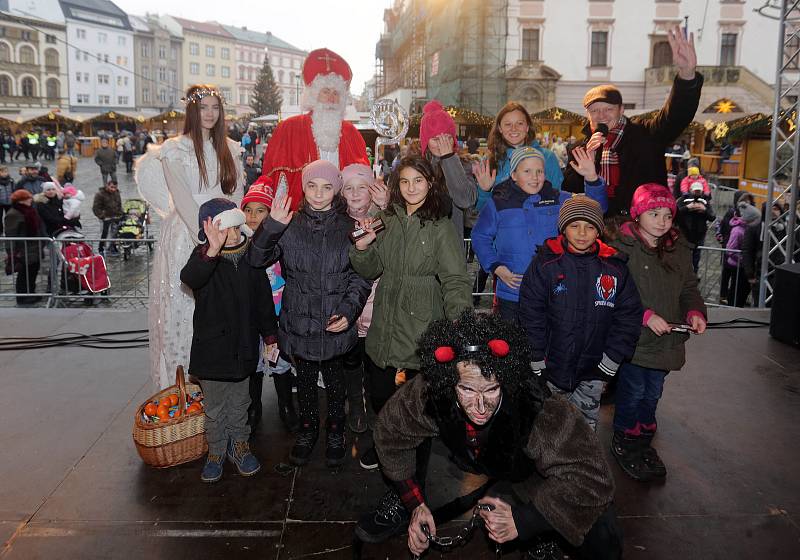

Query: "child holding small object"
<box><xmin>248</xmin><ymin>160</ymin><xmax>371</xmax><ymax>468</ymax></box>
<box><xmin>180</xmin><ymin>198</ymin><xmax>278</xmax><ymax>483</ymax></box>
<box><xmin>609</xmin><ymin>184</ymin><xmax>707</xmax><ymax>482</ymax></box>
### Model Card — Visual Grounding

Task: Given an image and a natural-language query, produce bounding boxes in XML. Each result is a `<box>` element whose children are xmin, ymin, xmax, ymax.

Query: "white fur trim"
<box><xmin>301</xmin><ymin>73</ymin><xmax>350</xmax><ymax>112</ymax></box>
<box><xmin>213</xmin><ymin>208</ymin><xmax>251</xmax><ymax>237</ymax></box>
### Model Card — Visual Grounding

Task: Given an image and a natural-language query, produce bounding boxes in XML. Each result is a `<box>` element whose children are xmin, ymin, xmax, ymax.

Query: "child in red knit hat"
<box><xmin>240</xmin><ymin>179</ymin><xmax>297</xmax><ymax>434</ymax></box>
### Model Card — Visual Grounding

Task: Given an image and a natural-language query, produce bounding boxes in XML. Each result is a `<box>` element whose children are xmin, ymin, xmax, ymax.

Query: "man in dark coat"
<box><xmin>14</xmin><ymin>165</ymin><xmax>44</xmax><ymax>196</ymax></box>
<box><xmin>357</xmin><ymin>311</ymin><xmax>621</xmax><ymax>559</ymax></box>
<box><xmin>563</xmin><ymin>26</ymin><xmax>703</xmax><ymax>219</ymax></box>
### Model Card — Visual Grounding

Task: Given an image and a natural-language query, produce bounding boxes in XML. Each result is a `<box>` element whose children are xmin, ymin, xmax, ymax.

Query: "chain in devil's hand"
<box><xmin>413</xmin><ymin>503</ymin><xmax>502</xmax><ymax>558</ymax></box>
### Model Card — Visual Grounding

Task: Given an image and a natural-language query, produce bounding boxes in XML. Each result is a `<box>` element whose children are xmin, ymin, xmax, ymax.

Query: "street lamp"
<box><xmin>295</xmin><ymin>74</ymin><xmax>301</xmax><ymax>110</ymax></box>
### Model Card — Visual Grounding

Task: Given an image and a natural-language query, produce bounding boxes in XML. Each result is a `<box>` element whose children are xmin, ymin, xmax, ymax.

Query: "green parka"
<box><xmin>611</xmin><ymin>227</ymin><xmax>706</xmax><ymax>372</ymax></box>
<box><xmin>349</xmin><ymin>204</ymin><xmax>473</xmax><ymax>370</ymax></box>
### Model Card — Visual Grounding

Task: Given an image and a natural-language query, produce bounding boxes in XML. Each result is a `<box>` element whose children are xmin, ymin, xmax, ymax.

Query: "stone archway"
<box><xmin>505</xmin><ymin>62</ymin><xmax>560</xmax><ymax>114</ymax></box>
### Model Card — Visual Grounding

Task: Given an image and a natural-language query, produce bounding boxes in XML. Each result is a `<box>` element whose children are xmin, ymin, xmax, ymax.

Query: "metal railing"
<box><xmin>1</xmin><ymin>236</ymin><xmax>154</xmax><ymax>308</ymax></box>
<box><xmin>0</xmin><ymin>235</ymin><xmax>760</xmax><ymax>310</ymax></box>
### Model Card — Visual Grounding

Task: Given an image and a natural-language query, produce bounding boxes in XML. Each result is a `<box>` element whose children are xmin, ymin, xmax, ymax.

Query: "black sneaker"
<box><xmin>289</xmin><ymin>424</ymin><xmax>318</xmax><ymax>466</ymax></box>
<box><xmin>354</xmin><ymin>490</ymin><xmax>410</xmax><ymax>544</ymax></box>
<box><xmin>359</xmin><ymin>446</ymin><xmax>379</xmax><ymax>471</ymax></box>
<box><xmin>611</xmin><ymin>431</ymin><xmax>653</xmax><ymax>482</ymax></box>
<box><xmin>325</xmin><ymin>420</ymin><xmax>346</xmax><ymax>468</ymax></box>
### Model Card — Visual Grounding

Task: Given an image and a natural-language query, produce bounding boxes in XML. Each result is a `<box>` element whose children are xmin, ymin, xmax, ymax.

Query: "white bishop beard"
<box><xmin>311</xmin><ymin>102</ymin><xmax>346</xmax><ymax>153</ymax></box>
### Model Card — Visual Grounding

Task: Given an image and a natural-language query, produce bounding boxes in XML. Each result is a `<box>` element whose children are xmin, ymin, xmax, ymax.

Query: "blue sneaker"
<box><xmin>227</xmin><ymin>440</ymin><xmax>261</xmax><ymax>476</ymax></box>
<box><xmin>201</xmin><ymin>453</ymin><xmax>224</xmax><ymax>483</ymax></box>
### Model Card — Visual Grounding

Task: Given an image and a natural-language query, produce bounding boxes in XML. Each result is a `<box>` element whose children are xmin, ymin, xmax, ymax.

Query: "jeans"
<box><xmin>101</xmin><ymin>170</ymin><xmax>118</xmax><ymax>186</ymax></box>
<box><xmin>199</xmin><ymin>377</ymin><xmax>251</xmax><ymax>456</ymax></box>
<box><xmin>496</xmin><ymin>297</ymin><xmax>520</xmax><ymax>325</ymax></box>
<box><xmin>99</xmin><ymin>219</ymin><xmax>119</xmax><ymax>251</ymax></box>
<box><xmin>612</xmin><ymin>362</ymin><xmax>668</xmax><ymax>433</ymax></box>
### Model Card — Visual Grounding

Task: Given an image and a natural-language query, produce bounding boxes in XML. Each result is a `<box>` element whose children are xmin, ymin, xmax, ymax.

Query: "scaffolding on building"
<box><xmin>456</xmin><ymin>0</ymin><xmax>509</xmax><ymax>116</ymax></box>
<box><xmin>756</xmin><ymin>0</ymin><xmax>800</xmax><ymax>305</ymax></box>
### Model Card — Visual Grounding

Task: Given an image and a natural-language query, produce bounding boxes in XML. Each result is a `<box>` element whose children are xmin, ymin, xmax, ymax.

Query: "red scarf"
<box><xmin>12</xmin><ymin>202</ymin><xmax>41</xmax><ymax>236</ymax></box>
<box><xmin>600</xmin><ymin>116</ymin><xmax>627</xmax><ymax>199</ymax></box>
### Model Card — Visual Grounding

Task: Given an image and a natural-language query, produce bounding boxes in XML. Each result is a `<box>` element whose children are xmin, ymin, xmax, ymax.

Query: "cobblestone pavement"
<box><xmin>0</xmin><ymin>154</ymin><xmax>159</xmax><ymax>309</ymax></box>
<box><xmin>0</xmin><ymin>154</ymin><xmax>738</xmax><ymax>310</ymax></box>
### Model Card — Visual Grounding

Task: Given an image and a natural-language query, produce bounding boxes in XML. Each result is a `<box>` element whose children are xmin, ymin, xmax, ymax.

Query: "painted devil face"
<box><xmin>455</xmin><ymin>362</ymin><xmax>502</xmax><ymax>426</ymax></box>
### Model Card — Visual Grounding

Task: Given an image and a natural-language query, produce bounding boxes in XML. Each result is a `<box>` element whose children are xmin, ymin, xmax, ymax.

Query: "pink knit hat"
<box><xmin>419</xmin><ymin>100</ymin><xmax>457</xmax><ymax>155</ymax></box>
<box><xmin>302</xmin><ymin>159</ymin><xmax>343</xmax><ymax>193</ymax></box>
<box><xmin>342</xmin><ymin>163</ymin><xmax>374</xmax><ymax>187</ymax></box>
<box><xmin>630</xmin><ymin>183</ymin><xmax>677</xmax><ymax>219</ymax></box>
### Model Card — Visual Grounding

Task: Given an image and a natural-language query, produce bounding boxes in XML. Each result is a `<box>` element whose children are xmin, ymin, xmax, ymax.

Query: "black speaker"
<box><xmin>770</xmin><ymin>263</ymin><xmax>800</xmax><ymax>347</ymax></box>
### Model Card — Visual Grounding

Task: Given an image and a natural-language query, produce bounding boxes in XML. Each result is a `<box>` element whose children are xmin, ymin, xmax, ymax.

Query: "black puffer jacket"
<box><xmin>248</xmin><ymin>197</ymin><xmax>371</xmax><ymax>361</ymax></box>
<box><xmin>181</xmin><ymin>240</ymin><xmax>278</xmax><ymax>381</ymax></box>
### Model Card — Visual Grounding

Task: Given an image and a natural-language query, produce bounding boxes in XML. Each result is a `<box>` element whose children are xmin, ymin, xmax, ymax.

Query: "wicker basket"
<box><xmin>133</xmin><ymin>366</ymin><xmax>207</xmax><ymax>468</ymax></box>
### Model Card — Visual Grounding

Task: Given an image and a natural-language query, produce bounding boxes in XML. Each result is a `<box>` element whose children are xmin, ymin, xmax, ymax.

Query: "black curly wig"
<box><xmin>418</xmin><ymin>310</ymin><xmax>533</xmax><ymax>398</ymax></box>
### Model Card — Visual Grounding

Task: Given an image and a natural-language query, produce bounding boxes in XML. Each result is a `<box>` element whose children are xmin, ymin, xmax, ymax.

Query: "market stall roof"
<box><xmin>251</xmin><ymin>114</ymin><xmax>279</xmax><ymax>123</ymax></box>
<box><xmin>147</xmin><ymin>109</ymin><xmax>185</xmax><ymax>122</ymax></box>
<box><xmin>16</xmin><ymin>109</ymin><xmax>89</xmax><ymax>127</ymax></box>
<box><xmin>626</xmin><ymin>109</ymin><xmax>705</xmax><ymax>131</ymax></box>
<box><xmin>723</xmin><ymin>112</ymin><xmax>774</xmax><ymax>140</ymax></box>
<box><xmin>531</xmin><ymin>106</ymin><xmax>588</xmax><ymax>126</ymax></box>
<box><xmin>410</xmin><ymin>105</ymin><xmax>494</xmax><ymax>127</ymax></box>
<box><xmin>82</xmin><ymin>109</ymin><xmax>163</xmax><ymax>123</ymax></box>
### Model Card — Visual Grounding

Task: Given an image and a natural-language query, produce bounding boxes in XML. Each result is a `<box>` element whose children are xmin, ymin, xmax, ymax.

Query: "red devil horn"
<box><xmin>434</xmin><ymin>346</ymin><xmax>456</xmax><ymax>363</ymax></box>
<box><xmin>487</xmin><ymin>339</ymin><xmax>510</xmax><ymax>357</ymax></box>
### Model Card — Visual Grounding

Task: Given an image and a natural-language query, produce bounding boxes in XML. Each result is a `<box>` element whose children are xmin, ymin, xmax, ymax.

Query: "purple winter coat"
<box><xmin>725</xmin><ymin>217</ymin><xmax>747</xmax><ymax>267</ymax></box>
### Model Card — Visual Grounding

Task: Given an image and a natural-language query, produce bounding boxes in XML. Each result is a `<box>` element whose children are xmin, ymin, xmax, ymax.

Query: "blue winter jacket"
<box><xmin>471</xmin><ymin>177</ymin><xmax>607</xmax><ymax>302</ymax></box>
<box><xmin>518</xmin><ymin>236</ymin><xmax>643</xmax><ymax>392</ymax></box>
<box><xmin>475</xmin><ymin>141</ymin><xmax>564</xmax><ymax>212</ymax></box>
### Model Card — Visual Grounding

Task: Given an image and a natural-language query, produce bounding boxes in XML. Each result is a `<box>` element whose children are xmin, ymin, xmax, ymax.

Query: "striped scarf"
<box><xmin>220</xmin><ymin>237</ymin><xmax>249</xmax><ymax>270</ymax></box>
<box><xmin>600</xmin><ymin>116</ymin><xmax>627</xmax><ymax>199</ymax></box>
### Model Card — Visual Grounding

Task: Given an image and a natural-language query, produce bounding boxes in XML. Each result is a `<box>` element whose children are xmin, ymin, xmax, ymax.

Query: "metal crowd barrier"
<box><xmin>1</xmin><ymin>235</ymin><xmax>154</xmax><ymax>308</ymax></box>
<box><xmin>695</xmin><ymin>245</ymin><xmax>752</xmax><ymax>308</ymax></box>
<box><xmin>1</xmin><ymin>235</ymin><xmax>757</xmax><ymax>309</ymax></box>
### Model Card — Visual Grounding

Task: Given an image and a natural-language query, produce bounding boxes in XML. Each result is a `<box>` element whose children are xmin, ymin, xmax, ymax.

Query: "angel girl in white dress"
<box><xmin>136</xmin><ymin>84</ymin><xmax>244</xmax><ymax>389</ymax></box>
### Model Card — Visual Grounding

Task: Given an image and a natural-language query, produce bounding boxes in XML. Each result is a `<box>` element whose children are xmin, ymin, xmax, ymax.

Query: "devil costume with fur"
<box><xmin>371</xmin><ymin>311</ymin><xmax>621</xmax><ymax>556</ymax></box>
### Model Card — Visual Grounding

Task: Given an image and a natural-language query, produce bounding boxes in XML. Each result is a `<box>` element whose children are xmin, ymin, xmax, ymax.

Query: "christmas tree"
<box><xmin>250</xmin><ymin>58</ymin><xmax>283</xmax><ymax>116</ymax></box>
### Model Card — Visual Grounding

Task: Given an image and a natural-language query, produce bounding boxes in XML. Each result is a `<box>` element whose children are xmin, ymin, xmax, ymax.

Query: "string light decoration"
<box><xmin>530</xmin><ymin>106</ymin><xmax>587</xmax><ymax>126</ymax></box>
<box><xmin>713</xmin><ymin>121</ymin><xmax>730</xmax><ymax>140</ymax></box>
<box><xmin>410</xmin><ymin>105</ymin><xmax>494</xmax><ymax>127</ymax></box>
<box><xmin>721</xmin><ymin>112</ymin><xmax>796</xmax><ymax>140</ymax></box>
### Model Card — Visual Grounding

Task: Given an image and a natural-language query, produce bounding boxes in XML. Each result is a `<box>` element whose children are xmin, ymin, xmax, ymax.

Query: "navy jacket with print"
<box><xmin>518</xmin><ymin>236</ymin><xmax>642</xmax><ymax>391</ymax></box>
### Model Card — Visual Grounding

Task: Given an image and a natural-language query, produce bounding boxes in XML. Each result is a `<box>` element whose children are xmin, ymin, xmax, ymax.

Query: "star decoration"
<box><xmin>715</xmin><ymin>100</ymin><xmax>736</xmax><ymax>113</ymax></box>
<box><xmin>553</xmin><ymin>109</ymin><xmax>563</xmax><ymax>120</ymax></box>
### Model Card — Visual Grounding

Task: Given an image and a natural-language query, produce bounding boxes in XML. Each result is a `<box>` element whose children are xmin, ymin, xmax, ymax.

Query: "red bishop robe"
<box><xmin>258</xmin><ymin>112</ymin><xmax>368</xmax><ymax>210</ymax></box>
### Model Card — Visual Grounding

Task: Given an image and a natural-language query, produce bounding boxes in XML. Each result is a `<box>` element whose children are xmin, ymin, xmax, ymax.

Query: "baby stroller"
<box><xmin>118</xmin><ymin>198</ymin><xmax>151</xmax><ymax>261</ymax></box>
<box><xmin>54</xmin><ymin>228</ymin><xmax>110</xmax><ymax>303</ymax></box>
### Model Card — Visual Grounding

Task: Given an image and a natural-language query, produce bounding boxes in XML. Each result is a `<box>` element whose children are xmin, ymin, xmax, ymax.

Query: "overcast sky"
<box><xmin>114</xmin><ymin>0</ymin><xmax>390</xmax><ymax>93</ymax></box>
